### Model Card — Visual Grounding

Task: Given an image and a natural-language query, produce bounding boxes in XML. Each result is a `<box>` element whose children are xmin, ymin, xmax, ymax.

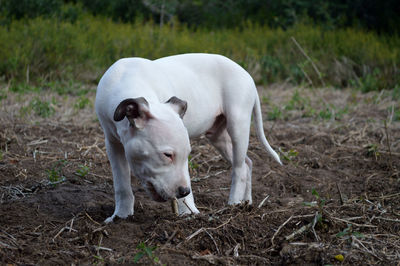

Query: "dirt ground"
<box><xmin>1</xmin><ymin>85</ymin><xmax>399</xmax><ymax>265</ymax></box>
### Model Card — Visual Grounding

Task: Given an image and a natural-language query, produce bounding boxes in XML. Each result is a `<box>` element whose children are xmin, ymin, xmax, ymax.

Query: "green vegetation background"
<box><xmin>0</xmin><ymin>0</ymin><xmax>399</xmax><ymax>92</ymax></box>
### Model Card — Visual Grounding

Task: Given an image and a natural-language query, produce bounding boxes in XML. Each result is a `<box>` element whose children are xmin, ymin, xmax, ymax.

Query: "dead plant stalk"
<box><xmin>291</xmin><ymin>36</ymin><xmax>326</xmax><ymax>87</ymax></box>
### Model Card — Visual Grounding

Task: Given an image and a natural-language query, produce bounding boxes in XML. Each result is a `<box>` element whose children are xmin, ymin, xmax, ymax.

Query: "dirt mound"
<box><xmin>1</xmin><ymin>86</ymin><xmax>399</xmax><ymax>265</ymax></box>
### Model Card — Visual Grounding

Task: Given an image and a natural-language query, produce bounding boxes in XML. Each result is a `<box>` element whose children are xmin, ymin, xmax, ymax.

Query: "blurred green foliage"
<box><xmin>1</xmin><ymin>0</ymin><xmax>398</xmax><ymax>34</ymax></box>
<box><xmin>20</xmin><ymin>97</ymin><xmax>56</xmax><ymax>117</ymax></box>
<box><xmin>0</xmin><ymin>1</ymin><xmax>399</xmax><ymax>92</ymax></box>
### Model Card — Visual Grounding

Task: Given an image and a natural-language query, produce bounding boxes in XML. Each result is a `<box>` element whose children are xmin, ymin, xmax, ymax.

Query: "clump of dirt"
<box><xmin>0</xmin><ymin>86</ymin><xmax>399</xmax><ymax>265</ymax></box>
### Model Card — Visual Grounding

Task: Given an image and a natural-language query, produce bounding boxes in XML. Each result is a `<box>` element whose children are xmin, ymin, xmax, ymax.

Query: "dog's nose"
<box><xmin>177</xmin><ymin>186</ymin><xmax>190</xmax><ymax>198</ymax></box>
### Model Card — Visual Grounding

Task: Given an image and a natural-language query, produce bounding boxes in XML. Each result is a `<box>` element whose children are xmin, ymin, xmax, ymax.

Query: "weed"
<box><xmin>336</xmin><ymin>223</ymin><xmax>364</xmax><ymax>240</ymax></box>
<box><xmin>133</xmin><ymin>242</ymin><xmax>160</xmax><ymax>264</ymax></box>
<box><xmin>9</xmin><ymin>82</ymin><xmax>41</xmax><ymax>93</ymax></box>
<box><xmin>289</xmin><ymin>64</ymin><xmax>306</xmax><ymax>85</ymax></box>
<box><xmin>260</xmin><ymin>55</ymin><xmax>284</xmax><ymax>84</ymax></box>
<box><xmin>317</xmin><ymin>104</ymin><xmax>348</xmax><ymax>121</ymax></box>
<box><xmin>304</xmin><ymin>188</ymin><xmax>327</xmax><ymax>226</ymax></box>
<box><xmin>21</xmin><ymin>97</ymin><xmax>56</xmax><ymax>118</ymax></box>
<box><xmin>0</xmin><ymin>88</ymin><xmax>7</xmax><ymax>102</ymax></box>
<box><xmin>357</xmin><ymin>69</ymin><xmax>381</xmax><ymax>93</ymax></box>
<box><xmin>394</xmin><ymin>107</ymin><xmax>400</xmax><ymax>121</ymax></box>
<box><xmin>267</xmin><ymin>106</ymin><xmax>283</xmax><ymax>120</ymax></box>
<box><xmin>280</xmin><ymin>148</ymin><xmax>298</xmax><ymax>162</ymax></box>
<box><xmin>74</xmin><ymin>95</ymin><xmax>92</xmax><ymax>110</ymax></box>
<box><xmin>188</xmin><ymin>155</ymin><xmax>199</xmax><ymax>171</ymax></box>
<box><xmin>75</xmin><ymin>164</ymin><xmax>89</xmax><ymax>177</ymax></box>
<box><xmin>44</xmin><ymin>80</ymin><xmax>89</xmax><ymax>96</ymax></box>
<box><xmin>92</xmin><ymin>255</ymin><xmax>104</xmax><ymax>264</ymax></box>
<box><xmin>318</xmin><ymin>107</ymin><xmax>333</xmax><ymax>120</ymax></box>
<box><xmin>32</xmin><ymin>98</ymin><xmax>56</xmax><ymax>117</ymax></box>
<box><xmin>335</xmin><ymin>106</ymin><xmax>349</xmax><ymax>120</ymax></box>
<box><xmin>43</xmin><ymin>80</ymin><xmax>72</xmax><ymax>95</ymax></box>
<box><xmin>302</xmin><ymin>106</ymin><xmax>316</xmax><ymax>118</ymax></box>
<box><xmin>285</xmin><ymin>90</ymin><xmax>305</xmax><ymax>111</ymax></box>
<box><xmin>46</xmin><ymin>160</ymin><xmax>67</xmax><ymax>186</ymax></box>
<box><xmin>284</xmin><ymin>90</ymin><xmax>321</xmax><ymax>118</ymax></box>
<box><xmin>311</xmin><ymin>188</ymin><xmax>326</xmax><ymax>210</ymax></box>
<box><xmin>304</xmin><ymin>189</ymin><xmax>325</xmax><ymax>207</ymax></box>
<box><xmin>365</xmin><ymin>143</ymin><xmax>380</xmax><ymax>159</ymax></box>
<box><xmin>392</xmin><ymin>85</ymin><xmax>400</xmax><ymax>100</ymax></box>
<box><xmin>262</xmin><ymin>95</ymin><xmax>270</xmax><ymax>104</ymax></box>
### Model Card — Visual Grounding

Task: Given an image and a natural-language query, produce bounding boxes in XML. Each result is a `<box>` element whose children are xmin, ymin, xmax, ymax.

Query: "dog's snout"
<box><xmin>177</xmin><ymin>186</ymin><xmax>190</xmax><ymax>198</ymax></box>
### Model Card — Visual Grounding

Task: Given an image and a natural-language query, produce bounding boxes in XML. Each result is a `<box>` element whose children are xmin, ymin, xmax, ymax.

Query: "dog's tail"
<box><xmin>253</xmin><ymin>91</ymin><xmax>282</xmax><ymax>165</ymax></box>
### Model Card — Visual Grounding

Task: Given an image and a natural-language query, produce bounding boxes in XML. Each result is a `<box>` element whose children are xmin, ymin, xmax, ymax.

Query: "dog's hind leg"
<box><xmin>206</xmin><ymin>114</ymin><xmax>253</xmax><ymax>204</ymax></box>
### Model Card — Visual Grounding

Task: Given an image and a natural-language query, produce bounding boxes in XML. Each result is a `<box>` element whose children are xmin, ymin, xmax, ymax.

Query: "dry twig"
<box><xmin>85</xmin><ymin>212</ymin><xmax>101</xmax><ymax>225</ymax></box>
<box><xmin>181</xmin><ymin>216</ymin><xmax>235</xmax><ymax>246</ymax></box>
<box><xmin>285</xmin><ymin>223</ymin><xmax>312</xmax><ymax>241</ymax></box>
<box><xmin>331</xmin><ymin>216</ymin><xmax>377</xmax><ymax>228</ymax></box>
<box><xmin>257</xmin><ymin>194</ymin><xmax>270</xmax><ymax>208</ymax></box>
<box><xmin>205</xmin><ymin>230</ymin><xmax>220</xmax><ymax>255</ymax></box>
<box><xmin>311</xmin><ymin>211</ymin><xmax>321</xmax><ymax>242</ymax></box>
<box><xmin>271</xmin><ymin>215</ymin><xmax>293</xmax><ymax>246</ymax></box>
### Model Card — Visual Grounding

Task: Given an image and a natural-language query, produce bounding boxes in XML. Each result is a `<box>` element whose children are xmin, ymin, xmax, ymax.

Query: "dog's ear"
<box><xmin>166</xmin><ymin>96</ymin><xmax>187</xmax><ymax>119</ymax></box>
<box><xmin>114</xmin><ymin>97</ymin><xmax>152</xmax><ymax>129</ymax></box>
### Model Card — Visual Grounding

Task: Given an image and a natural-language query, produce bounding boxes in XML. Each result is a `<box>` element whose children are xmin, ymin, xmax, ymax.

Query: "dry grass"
<box><xmin>0</xmin><ymin>85</ymin><xmax>399</xmax><ymax>264</ymax></box>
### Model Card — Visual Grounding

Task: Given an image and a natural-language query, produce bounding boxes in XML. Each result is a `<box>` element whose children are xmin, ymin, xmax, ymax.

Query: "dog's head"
<box><xmin>114</xmin><ymin>97</ymin><xmax>191</xmax><ymax>202</ymax></box>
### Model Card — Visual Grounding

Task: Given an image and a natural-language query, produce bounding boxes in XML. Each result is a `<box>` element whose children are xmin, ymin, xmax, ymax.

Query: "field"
<box><xmin>0</xmin><ymin>84</ymin><xmax>399</xmax><ymax>265</ymax></box>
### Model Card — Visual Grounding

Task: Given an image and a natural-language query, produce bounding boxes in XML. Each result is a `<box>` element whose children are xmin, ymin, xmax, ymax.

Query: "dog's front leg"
<box><xmin>104</xmin><ymin>139</ymin><xmax>134</xmax><ymax>223</ymax></box>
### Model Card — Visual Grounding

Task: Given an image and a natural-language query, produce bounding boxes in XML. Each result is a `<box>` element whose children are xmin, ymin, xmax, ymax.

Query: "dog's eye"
<box><xmin>163</xmin><ymin>152</ymin><xmax>174</xmax><ymax>161</ymax></box>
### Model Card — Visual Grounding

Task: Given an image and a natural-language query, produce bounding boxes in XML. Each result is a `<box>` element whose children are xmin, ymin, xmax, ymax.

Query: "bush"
<box><xmin>0</xmin><ymin>15</ymin><xmax>398</xmax><ymax>92</ymax></box>
<box><xmin>1</xmin><ymin>0</ymin><xmax>62</xmax><ymax>20</ymax></box>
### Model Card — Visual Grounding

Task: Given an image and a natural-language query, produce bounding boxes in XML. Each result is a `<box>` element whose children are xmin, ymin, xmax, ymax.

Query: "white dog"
<box><xmin>95</xmin><ymin>53</ymin><xmax>281</xmax><ymax>223</ymax></box>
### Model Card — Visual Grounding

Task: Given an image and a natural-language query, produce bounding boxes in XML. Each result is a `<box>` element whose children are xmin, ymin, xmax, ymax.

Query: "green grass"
<box><xmin>74</xmin><ymin>95</ymin><xmax>92</xmax><ymax>110</ymax></box>
<box><xmin>188</xmin><ymin>155</ymin><xmax>199</xmax><ymax>171</ymax></box>
<box><xmin>392</xmin><ymin>85</ymin><xmax>400</xmax><ymax>100</ymax></box>
<box><xmin>74</xmin><ymin>164</ymin><xmax>89</xmax><ymax>177</ymax></box>
<box><xmin>303</xmin><ymin>188</ymin><xmax>327</xmax><ymax>227</ymax></box>
<box><xmin>394</xmin><ymin>108</ymin><xmax>400</xmax><ymax>121</ymax></box>
<box><xmin>46</xmin><ymin>160</ymin><xmax>67</xmax><ymax>186</ymax></box>
<box><xmin>336</xmin><ymin>223</ymin><xmax>364</xmax><ymax>240</ymax></box>
<box><xmin>0</xmin><ymin>89</ymin><xmax>6</xmax><ymax>102</ymax></box>
<box><xmin>267</xmin><ymin>106</ymin><xmax>284</xmax><ymax>121</ymax></box>
<box><xmin>318</xmin><ymin>107</ymin><xmax>333</xmax><ymax>120</ymax></box>
<box><xmin>284</xmin><ymin>89</ymin><xmax>309</xmax><ymax>111</ymax></box>
<box><xmin>266</xmin><ymin>90</ymin><xmax>351</xmax><ymax>122</ymax></box>
<box><xmin>133</xmin><ymin>242</ymin><xmax>160</xmax><ymax>264</ymax></box>
<box><xmin>279</xmin><ymin>148</ymin><xmax>299</xmax><ymax>162</ymax></box>
<box><xmin>20</xmin><ymin>97</ymin><xmax>56</xmax><ymax>117</ymax></box>
<box><xmin>0</xmin><ymin>15</ymin><xmax>399</xmax><ymax>93</ymax></box>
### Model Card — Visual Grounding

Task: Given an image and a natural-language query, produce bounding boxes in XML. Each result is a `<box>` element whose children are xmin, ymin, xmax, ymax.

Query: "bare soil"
<box><xmin>1</xmin><ymin>85</ymin><xmax>399</xmax><ymax>265</ymax></box>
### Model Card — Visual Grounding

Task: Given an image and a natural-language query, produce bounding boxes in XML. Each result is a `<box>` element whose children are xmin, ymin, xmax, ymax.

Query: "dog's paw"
<box><xmin>227</xmin><ymin>198</ymin><xmax>241</xmax><ymax>205</ymax></box>
<box><xmin>104</xmin><ymin>213</ymin><xmax>134</xmax><ymax>224</ymax></box>
<box><xmin>227</xmin><ymin>199</ymin><xmax>252</xmax><ymax>206</ymax></box>
<box><xmin>104</xmin><ymin>216</ymin><xmax>115</xmax><ymax>224</ymax></box>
